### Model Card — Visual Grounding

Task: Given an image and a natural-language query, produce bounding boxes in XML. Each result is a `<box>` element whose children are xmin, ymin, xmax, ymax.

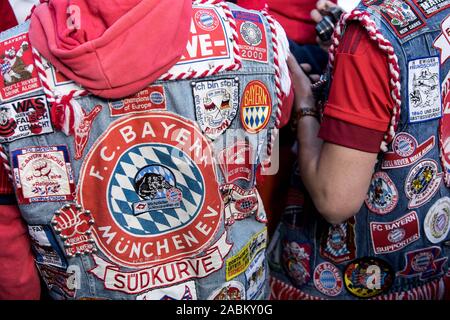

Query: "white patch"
<box><xmin>408</xmin><ymin>57</ymin><xmax>441</xmax><ymax>123</ymax></box>
<box><xmin>424</xmin><ymin>197</ymin><xmax>450</xmax><ymax>244</ymax></box>
<box><xmin>136</xmin><ymin>281</ymin><xmax>197</xmax><ymax>300</ymax></box>
<box><xmin>207</xmin><ymin>281</ymin><xmax>246</xmax><ymax>300</ymax></box>
<box><xmin>245</xmin><ymin>250</ymin><xmax>266</xmax><ymax>299</ymax></box>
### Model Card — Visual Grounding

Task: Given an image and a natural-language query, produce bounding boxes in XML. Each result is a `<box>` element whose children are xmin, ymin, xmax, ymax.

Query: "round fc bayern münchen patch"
<box><xmin>240</xmin><ymin>21</ymin><xmax>263</xmax><ymax>46</ymax></box>
<box><xmin>313</xmin><ymin>262</ymin><xmax>343</xmax><ymax>297</ymax></box>
<box><xmin>424</xmin><ymin>197</ymin><xmax>450</xmax><ymax>244</ymax></box>
<box><xmin>392</xmin><ymin>133</ymin><xmax>417</xmax><ymax>157</ymax></box>
<box><xmin>78</xmin><ymin>113</ymin><xmax>222</xmax><ymax>268</ymax></box>
<box><xmin>365</xmin><ymin>172</ymin><xmax>399</xmax><ymax>215</ymax></box>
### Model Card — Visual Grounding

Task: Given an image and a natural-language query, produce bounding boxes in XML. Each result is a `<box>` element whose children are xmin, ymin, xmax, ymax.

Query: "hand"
<box><xmin>311</xmin><ymin>0</ymin><xmax>340</xmax><ymax>51</ymax></box>
<box><xmin>287</xmin><ymin>54</ymin><xmax>316</xmax><ymax>114</ymax></box>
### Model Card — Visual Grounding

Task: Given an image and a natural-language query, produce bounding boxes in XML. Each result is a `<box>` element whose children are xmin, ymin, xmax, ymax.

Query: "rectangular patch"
<box><xmin>28</xmin><ymin>225</ymin><xmax>67</xmax><ymax>268</ymax></box>
<box><xmin>225</xmin><ymin>227</ymin><xmax>267</xmax><ymax>281</ymax></box>
<box><xmin>363</xmin><ymin>0</ymin><xmax>426</xmax><ymax>38</ymax></box>
<box><xmin>0</xmin><ymin>94</ymin><xmax>53</xmax><ymax>143</ymax></box>
<box><xmin>108</xmin><ymin>85</ymin><xmax>166</xmax><ymax>117</ymax></box>
<box><xmin>136</xmin><ymin>281</ymin><xmax>197</xmax><ymax>300</ymax></box>
<box><xmin>232</xmin><ymin>11</ymin><xmax>268</xmax><ymax>63</ymax></box>
<box><xmin>0</xmin><ymin>33</ymin><xmax>41</xmax><ymax>101</ymax></box>
<box><xmin>12</xmin><ymin>145</ymin><xmax>75</xmax><ymax>204</ymax></box>
<box><xmin>408</xmin><ymin>56</ymin><xmax>442</xmax><ymax>123</ymax></box>
<box><xmin>370</xmin><ymin>211</ymin><xmax>420</xmax><ymax>255</ymax></box>
<box><xmin>163</xmin><ymin>6</ymin><xmax>234</xmax><ymax>76</ymax></box>
<box><xmin>245</xmin><ymin>250</ymin><xmax>266</xmax><ymax>299</ymax></box>
<box><xmin>37</xmin><ymin>263</ymin><xmax>77</xmax><ymax>298</ymax></box>
<box><xmin>412</xmin><ymin>0</ymin><xmax>450</xmax><ymax>17</ymax></box>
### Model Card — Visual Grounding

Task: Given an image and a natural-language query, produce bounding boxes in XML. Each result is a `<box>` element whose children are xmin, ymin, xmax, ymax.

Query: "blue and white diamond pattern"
<box><xmin>108</xmin><ymin>144</ymin><xmax>204</xmax><ymax>236</ymax></box>
<box><xmin>243</xmin><ymin>106</ymin><xmax>269</xmax><ymax>131</ymax></box>
<box><xmin>326</xmin><ymin>224</ymin><xmax>350</xmax><ymax>258</ymax></box>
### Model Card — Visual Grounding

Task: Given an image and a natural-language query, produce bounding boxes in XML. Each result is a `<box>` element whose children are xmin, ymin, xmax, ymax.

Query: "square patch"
<box><xmin>408</xmin><ymin>56</ymin><xmax>442</xmax><ymax>123</ymax></box>
<box><xmin>28</xmin><ymin>224</ymin><xmax>67</xmax><ymax>268</ymax></box>
<box><xmin>0</xmin><ymin>94</ymin><xmax>53</xmax><ymax>143</ymax></box>
<box><xmin>0</xmin><ymin>33</ymin><xmax>41</xmax><ymax>101</ymax></box>
<box><xmin>412</xmin><ymin>0</ymin><xmax>450</xmax><ymax>18</ymax></box>
<box><xmin>12</xmin><ymin>145</ymin><xmax>75</xmax><ymax>204</ymax></box>
<box><xmin>232</xmin><ymin>11</ymin><xmax>268</xmax><ymax>63</ymax></box>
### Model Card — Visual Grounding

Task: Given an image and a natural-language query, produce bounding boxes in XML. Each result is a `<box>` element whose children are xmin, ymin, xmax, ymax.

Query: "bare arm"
<box><xmin>289</xmin><ymin>55</ymin><xmax>377</xmax><ymax>224</ymax></box>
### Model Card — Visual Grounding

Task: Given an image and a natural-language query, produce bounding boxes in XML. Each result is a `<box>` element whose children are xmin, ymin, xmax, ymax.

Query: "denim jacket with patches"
<box><xmin>269</xmin><ymin>0</ymin><xmax>450</xmax><ymax>300</ymax></box>
<box><xmin>0</xmin><ymin>2</ymin><xmax>285</xmax><ymax>300</ymax></box>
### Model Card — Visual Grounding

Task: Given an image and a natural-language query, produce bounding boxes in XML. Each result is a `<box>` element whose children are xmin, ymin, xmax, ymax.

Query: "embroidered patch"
<box><xmin>433</xmin><ymin>13</ymin><xmax>450</xmax><ymax>64</ymax></box>
<box><xmin>319</xmin><ymin>217</ymin><xmax>357</xmax><ymax>264</ymax></box>
<box><xmin>365</xmin><ymin>172</ymin><xmax>399</xmax><ymax>215</ymax></box>
<box><xmin>241</xmin><ymin>80</ymin><xmax>272</xmax><ymax>133</ymax></box>
<box><xmin>282</xmin><ymin>241</ymin><xmax>311</xmax><ymax>287</ymax></box>
<box><xmin>381</xmin><ymin>133</ymin><xmax>435</xmax><ymax>169</ymax></box>
<box><xmin>89</xmin><ymin>233</ymin><xmax>231</xmax><ymax>294</ymax></box>
<box><xmin>313</xmin><ymin>262</ymin><xmax>343</xmax><ymax>297</ymax></box>
<box><xmin>28</xmin><ymin>225</ymin><xmax>67</xmax><ymax>268</ymax></box>
<box><xmin>370</xmin><ymin>211</ymin><xmax>420</xmax><ymax>254</ymax></box>
<box><xmin>193</xmin><ymin>78</ymin><xmax>239</xmax><ymax>140</ymax></box>
<box><xmin>412</xmin><ymin>0</ymin><xmax>450</xmax><ymax>17</ymax></box>
<box><xmin>51</xmin><ymin>203</ymin><xmax>96</xmax><ymax>257</ymax></box>
<box><xmin>137</xmin><ymin>281</ymin><xmax>197</xmax><ymax>300</ymax></box>
<box><xmin>424</xmin><ymin>197</ymin><xmax>450</xmax><ymax>243</ymax></box>
<box><xmin>405</xmin><ymin>159</ymin><xmax>443</xmax><ymax>209</ymax></box>
<box><xmin>37</xmin><ymin>263</ymin><xmax>80</xmax><ymax>298</ymax></box>
<box><xmin>220</xmin><ymin>183</ymin><xmax>265</xmax><ymax>226</ymax></box>
<box><xmin>232</xmin><ymin>11</ymin><xmax>268</xmax><ymax>63</ymax></box>
<box><xmin>397</xmin><ymin>246</ymin><xmax>448</xmax><ymax>280</ymax></box>
<box><xmin>163</xmin><ymin>5</ymin><xmax>234</xmax><ymax>76</ymax></box>
<box><xmin>108</xmin><ymin>86</ymin><xmax>166</xmax><ymax>117</ymax></box>
<box><xmin>408</xmin><ymin>57</ymin><xmax>442</xmax><ymax>123</ymax></box>
<box><xmin>78</xmin><ymin>113</ymin><xmax>223</xmax><ymax>268</ymax></box>
<box><xmin>0</xmin><ymin>94</ymin><xmax>53</xmax><ymax>143</ymax></box>
<box><xmin>245</xmin><ymin>250</ymin><xmax>266</xmax><ymax>299</ymax></box>
<box><xmin>226</xmin><ymin>227</ymin><xmax>267</xmax><ymax>281</ymax></box>
<box><xmin>362</xmin><ymin>0</ymin><xmax>426</xmax><ymax>38</ymax></box>
<box><xmin>73</xmin><ymin>104</ymin><xmax>102</xmax><ymax>160</ymax></box>
<box><xmin>218</xmin><ymin>140</ymin><xmax>254</xmax><ymax>183</ymax></box>
<box><xmin>440</xmin><ymin>71</ymin><xmax>450</xmax><ymax>186</ymax></box>
<box><xmin>343</xmin><ymin>257</ymin><xmax>394</xmax><ymax>299</ymax></box>
<box><xmin>0</xmin><ymin>33</ymin><xmax>40</xmax><ymax>101</ymax></box>
<box><xmin>12</xmin><ymin>145</ymin><xmax>75</xmax><ymax>204</ymax></box>
<box><xmin>208</xmin><ymin>281</ymin><xmax>245</xmax><ymax>300</ymax></box>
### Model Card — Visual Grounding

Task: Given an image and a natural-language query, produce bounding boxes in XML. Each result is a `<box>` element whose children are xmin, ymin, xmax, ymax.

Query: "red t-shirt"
<box><xmin>319</xmin><ymin>23</ymin><xmax>393</xmax><ymax>153</ymax></box>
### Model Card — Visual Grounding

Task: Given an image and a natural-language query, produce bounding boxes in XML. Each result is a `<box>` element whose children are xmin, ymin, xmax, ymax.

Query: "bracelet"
<box><xmin>295</xmin><ymin>107</ymin><xmax>319</xmax><ymax>121</ymax></box>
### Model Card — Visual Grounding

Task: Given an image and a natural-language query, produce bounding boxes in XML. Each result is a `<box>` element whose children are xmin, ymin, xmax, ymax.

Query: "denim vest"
<box><xmin>269</xmin><ymin>0</ymin><xmax>450</xmax><ymax>300</ymax></box>
<box><xmin>0</xmin><ymin>2</ymin><xmax>283</xmax><ymax>300</ymax></box>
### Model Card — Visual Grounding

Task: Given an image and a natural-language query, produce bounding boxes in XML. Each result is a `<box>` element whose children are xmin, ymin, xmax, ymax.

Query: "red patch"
<box><xmin>218</xmin><ymin>141</ymin><xmax>254</xmax><ymax>183</ymax></box>
<box><xmin>412</xmin><ymin>0</ymin><xmax>450</xmax><ymax>18</ymax></box>
<box><xmin>51</xmin><ymin>203</ymin><xmax>96</xmax><ymax>257</ymax></box>
<box><xmin>370</xmin><ymin>211</ymin><xmax>420</xmax><ymax>255</ymax></box>
<box><xmin>74</xmin><ymin>105</ymin><xmax>102</xmax><ymax>160</ymax></box>
<box><xmin>241</xmin><ymin>80</ymin><xmax>272</xmax><ymax>133</ymax></box>
<box><xmin>108</xmin><ymin>86</ymin><xmax>166</xmax><ymax>117</ymax></box>
<box><xmin>0</xmin><ymin>33</ymin><xmax>41</xmax><ymax>101</ymax></box>
<box><xmin>232</xmin><ymin>11</ymin><xmax>268</xmax><ymax>63</ymax></box>
<box><xmin>440</xmin><ymin>72</ymin><xmax>450</xmax><ymax>186</ymax></box>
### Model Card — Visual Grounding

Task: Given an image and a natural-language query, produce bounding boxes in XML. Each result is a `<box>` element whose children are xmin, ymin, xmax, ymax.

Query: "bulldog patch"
<box><xmin>0</xmin><ymin>94</ymin><xmax>53</xmax><ymax>143</ymax></box>
<box><xmin>241</xmin><ymin>80</ymin><xmax>272</xmax><ymax>133</ymax></box>
<box><xmin>434</xmin><ymin>15</ymin><xmax>450</xmax><ymax>64</ymax></box>
<box><xmin>193</xmin><ymin>78</ymin><xmax>239</xmax><ymax>140</ymax></box>
<box><xmin>79</xmin><ymin>113</ymin><xmax>224</xmax><ymax>269</ymax></box>
<box><xmin>408</xmin><ymin>57</ymin><xmax>442</xmax><ymax>123</ymax></box>
<box><xmin>412</xmin><ymin>0</ymin><xmax>450</xmax><ymax>17</ymax></box>
<box><xmin>0</xmin><ymin>33</ymin><xmax>40</xmax><ymax>101</ymax></box>
<box><xmin>12</xmin><ymin>145</ymin><xmax>75</xmax><ymax>204</ymax></box>
<box><xmin>232</xmin><ymin>11</ymin><xmax>268</xmax><ymax>63</ymax></box>
<box><xmin>362</xmin><ymin>0</ymin><xmax>425</xmax><ymax>38</ymax></box>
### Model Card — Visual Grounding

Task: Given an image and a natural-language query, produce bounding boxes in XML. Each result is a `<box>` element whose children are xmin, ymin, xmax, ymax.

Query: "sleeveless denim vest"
<box><xmin>269</xmin><ymin>0</ymin><xmax>450</xmax><ymax>300</ymax></box>
<box><xmin>0</xmin><ymin>2</ymin><xmax>286</xmax><ymax>300</ymax></box>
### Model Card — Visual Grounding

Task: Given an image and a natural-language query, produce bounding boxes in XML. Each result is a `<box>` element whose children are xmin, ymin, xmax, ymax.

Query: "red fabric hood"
<box><xmin>29</xmin><ymin>0</ymin><xmax>192</xmax><ymax>99</ymax></box>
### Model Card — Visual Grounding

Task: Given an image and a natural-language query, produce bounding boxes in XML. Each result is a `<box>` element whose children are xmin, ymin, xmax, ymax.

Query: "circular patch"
<box><xmin>387</xmin><ymin>228</ymin><xmax>406</xmax><ymax>243</ymax></box>
<box><xmin>78</xmin><ymin>113</ymin><xmax>222</xmax><ymax>268</ymax></box>
<box><xmin>208</xmin><ymin>281</ymin><xmax>245</xmax><ymax>300</ymax></box>
<box><xmin>392</xmin><ymin>133</ymin><xmax>417</xmax><ymax>157</ymax></box>
<box><xmin>424</xmin><ymin>197</ymin><xmax>450</xmax><ymax>243</ymax></box>
<box><xmin>405</xmin><ymin>159</ymin><xmax>442</xmax><ymax>209</ymax></box>
<box><xmin>365</xmin><ymin>172</ymin><xmax>398</xmax><ymax>215</ymax></box>
<box><xmin>194</xmin><ymin>9</ymin><xmax>220</xmax><ymax>31</ymax></box>
<box><xmin>313</xmin><ymin>262</ymin><xmax>343</xmax><ymax>297</ymax></box>
<box><xmin>240</xmin><ymin>21</ymin><xmax>263</xmax><ymax>46</ymax></box>
<box><xmin>110</xmin><ymin>100</ymin><xmax>124</xmax><ymax>110</ymax></box>
<box><xmin>343</xmin><ymin>257</ymin><xmax>394</xmax><ymax>299</ymax></box>
<box><xmin>149</xmin><ymin>91</ymin><xmax>165</xmax><ymax>105</ymax></box>
<box><xmin>240</xmin><ymin>80</ymin><xmax>272</xmax><ymax>133</ymax></box>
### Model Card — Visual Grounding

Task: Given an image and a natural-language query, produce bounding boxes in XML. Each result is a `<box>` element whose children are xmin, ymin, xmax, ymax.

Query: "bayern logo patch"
<box><xmin>313</xmin><ymin>262</ymin><xmax>343</xmax><ymax>297</ymax></box>
<box><xmin>241</xmin><ymin>80</ymin><xmax>272</xmax><ymax>133</ymax></box>
<box><xmin>78</xmin><ymin>113</ymin><xmax>222</xmax><ymax>268</ymax></box>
